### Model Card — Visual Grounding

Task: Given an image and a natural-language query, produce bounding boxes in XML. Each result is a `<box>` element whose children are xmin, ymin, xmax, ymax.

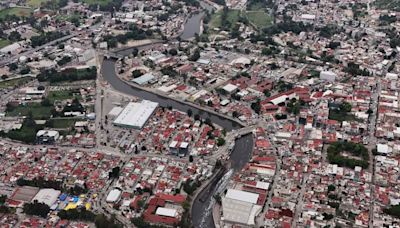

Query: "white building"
<box><xmin>106</xmin><ymin>189</ymin><xmax>122</xmax><ymax>203</ymax></box>
<box><xmin>222</xmin><ymin>83</ymin><xmax>238</xmax><ymax>94</ymax></box>
<box><xmin>320</xmin><ymin>71</ymin><xmax>337</xmax><ymax>82</ymax></box>
<box><xmin>113</xmin><ymin>100</ymin><xmax>158</xmax><ymax>129</ymax></box>
<box><xmin>155</xmin><ymin>207</ymin><xmax>178</xmax><ymax>217</ymax></box>
<box><xmin>36</xmin><ymin>130</ymin><xmax>59</xmax><ymax>144</ymax></box>
<box><xmin>32</xmin><ymin>188</ymin><xmax>61</xmax><ymax>206</ymax></box>
<box><xmin>221</xmin><ymin>189</ymin><xmax>262</xmax><ymax>227</ymax></box>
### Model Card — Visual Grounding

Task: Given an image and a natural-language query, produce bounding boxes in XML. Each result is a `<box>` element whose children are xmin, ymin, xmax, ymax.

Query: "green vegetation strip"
<box><xmin>0</xmin><ymin>39</ymin><xmax>10</xmax><ymax>49</ymax></box>
<box><xmin>0</xmin><ymin>77</ymin><xmax>33</xmax><ymax>89</ymax></box>
<box><xmin>81</xmin><ymin>0</ymin><xmax>114</xmax><ymax>5</ymax></box>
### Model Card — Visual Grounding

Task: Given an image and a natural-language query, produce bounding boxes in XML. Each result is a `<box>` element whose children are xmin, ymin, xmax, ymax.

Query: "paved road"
<box><xmin>367</xmin><ymin>72</ymin><xmax>382</xmax><ymax>227</ymax></box>
<box><xmin>255</xmin><ymin>133</ymin><xmax>281</xmax><ymax>227</ymax></box>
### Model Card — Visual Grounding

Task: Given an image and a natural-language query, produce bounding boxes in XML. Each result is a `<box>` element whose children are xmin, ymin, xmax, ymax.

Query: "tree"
<box><xmin>109</xmin><ymin>166</ymin><xmax>120</xmax><ymax>179</ymax></box>
<box><xmin>327</xmin><ymin>184</ymin><xmax>335</xmax><ymax>192</ymax></box>
<box><xmin>251</xmin><ymin>100</ymin><xmax>261</xmax><ymax>114</ymax></box>
<box><xmin>217</xmin><ymin>138</ymin><xmax>225</xmax><ymax>146</ymax></box>
<box><xmin>1</xmin><ymin>75</ymin><xmax>8</xmax><ymax>80</ymax></box>
<box><xmin>95</xmin><ymin>214</ymin><xmax>123</xmax><ymax>228</ymax></box>
<box><xmin>58</xmin><ymin>208</ymin><xmax>96</xmax><ymax>221</ymax></box>
<box><xmin>205</xmin><ymin>118</ymin><xmax>212</xmax><ymax>126</ymax></box>
<box><xmin>23</xmin><ymin>201</ymin><xmax>50</xmax><ymax>218</ymax></box>
<box><xmin>340</xmin><ymin>102</ymin><xmax>352</xmax><ymax>113</ymax></box>
<box><xmin>263</xmin><ymin>89</ymin><xmax>271</xmax><ymax>97</ymax></box>
<box><xmin>8</xmin><ymin>63</ymin><xmax>18</xmax><ymax>71</ymax></box>
<box><xmin>189</xmin><ymin>49</ymin><xmax>200</xmax><ymax>61</ymax></box>
<box><xmin>189</xmin><ymin>155</ymin><xmax>194</xmax><ymax>162</ymax></box>
<box><xmin>132</xmin><ymin>48</ymin><xmax>139</xmax><ymax>57</ymax></box>
<box><xmin>194</xmin><ymin>114</ymin><xmax>200</xmax><ymax>121</ymax></box>
<box><xmin>41</xmin><ymin>98</ymin><xmax>52</xmax><ymax>107</ymax></box>
<box><xmin>8</xmin><ymin>31</ymin><xmax>21</xmax><ymax>42</ymax></box>
<box><xmin>187</xmin><ymin>109</ymin><xmax>192</xmax><ymax>117</ymax></box>
<box><xmin>168</xmin><ymin>48</ymin><xmax>178</xmax><ymax>56</ymax></box>
<box><xmin>132</xmin><ymin>69</ymin><xmax>143</xmax><ymax>78</ymax></box>
<box><xmin>384</xmin><ymin>205</ymin><xmax>400</xmax><ymax>218</ymax></box>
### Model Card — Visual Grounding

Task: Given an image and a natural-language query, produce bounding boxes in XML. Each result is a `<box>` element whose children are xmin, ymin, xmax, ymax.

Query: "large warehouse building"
<box><xmin>113</xmin><ymin>100</ymin><xmax>158</xmax><ymax>129</ymax></box>
<box><xmin>32</xmin><ymin>188</ymin><xmax>61</xmax><ymax>207</ymax></box>
<box><xmin>221</xmin><ymin>189</ymin><xmax>262</xmax><ymax>227</ymax></box>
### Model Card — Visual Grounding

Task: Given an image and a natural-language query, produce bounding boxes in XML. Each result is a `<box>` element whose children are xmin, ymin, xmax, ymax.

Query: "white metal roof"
<box><xmin>113</xmin><ymin>100</ymin><xmax>158</xmax><ymax>129</ymax></box>
<box><xmin>108</xmin><ymin>106</ymin><xmax>123</xmax><ymax>116</ymax></box>
<box><xmin>32</xmin><ymin>188</ymin><xmax>61</xmax><ymax>206</ymax></box>
<box><xmin>106</xmin><ymin>189</ymin><xmax>121</xmax><ymax>203</ymax></box>
<box><xmin>225</xmin><ymin>189</ymin><xmax>259</xmax><ymax>204</ymax></box>
<box><xmin>131</xmin><ymin>73</ymin><xmax>155</xmax><ymax>85</ymax></box>
<box><xmin>222</xmin><ymin>83</ymin><xmax>238</xmax><ymax>93</ymax></box>
<box><xmin>155</xmin><ymin>207</ymin><xmax>177</xmax><ymax>217</ymax></box>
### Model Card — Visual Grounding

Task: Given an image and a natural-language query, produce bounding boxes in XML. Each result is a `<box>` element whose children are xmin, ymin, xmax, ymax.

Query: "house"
<box><xmin>36</xmin><ymin>130</ymin><xmax>59</xmax><ymax>144</ymax></box>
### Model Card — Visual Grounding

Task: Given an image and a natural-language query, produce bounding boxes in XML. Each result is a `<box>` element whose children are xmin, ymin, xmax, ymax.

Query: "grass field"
<box><xmin>0</xmin><ymin>77</ymin><xmax>33</xmax><ymax>89</ymax></box>
<box><xmin>7</xmin><ymin>103</ymin><xmax>53</xmax><ymax>119</ymax></box>
<box><xmin>81</xmin><ymin>0</ymin><xmax>113</xmax><ymax>5</ymax></box>
<box><xmin>209</xmin><ymin>9</ymin><xmax>241</xmax><ymax>30</ymax></box>
<box><xmin>246</xmin><ymin>11</ymin><xmax>273</xmax><ymax>29</ymax></box>
<box><xmin>47</xmin><ymin>90</ymin><xmax>81</xmax><ymax>103</ymax></box>
<box><xmin>48</xmin><ymin>118</ymin><xmax>78</xmax><ymax>128</ymax></box>
<box><xmin>27</xmin><ymin>0</ymin><xmax>49</xmax><ymax>7</ymax></box>
<box><xmin>0</xmin><ymin>7</ymin><xmax>33</xmax><ymax>19</ymax></box>
<box><xmin>0</xmin><ymin>39</ymin><xmax>10</xmax><ymax>49</ymax></box>
<box><xmin>247</xmin><ymin>1</ymin><xmax>265</xmax><ymax>11</ymax></box>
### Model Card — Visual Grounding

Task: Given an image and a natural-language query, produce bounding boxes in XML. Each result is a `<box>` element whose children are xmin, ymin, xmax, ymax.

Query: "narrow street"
<box><xmin>367</xmin><ymin>74</ymin><xmax>381</xmax><ymax>227</ymax></box>
<box><xmin>255</xmin><ymin>134</ymin><xmax>281</xmax><ymax>227</ymax></box>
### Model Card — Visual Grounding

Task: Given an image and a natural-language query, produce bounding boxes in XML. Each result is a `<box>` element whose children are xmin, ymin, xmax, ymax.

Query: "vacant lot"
<box><xmin>47</xmin><ymin>90</ymin><xmax>81</xmax><ymax>103</ymax></box>
<box><xmin>0</xmin><ymin>7</ymin><xmax>33</xmax><ymax>19</ymax></box>
<box><xmin>0</xmin><ymin>77</ymin><xmax>33</xmax><ymax>89</ymax></box>
<box><xmin>7</xmin><ymin>103</ymin><xmax>53</xmax><ymax>119</ymax></box>
<box><xmin>47</xmin><ymin>118</ymin><xmax>79</xmax><ymax>128</ymax></box>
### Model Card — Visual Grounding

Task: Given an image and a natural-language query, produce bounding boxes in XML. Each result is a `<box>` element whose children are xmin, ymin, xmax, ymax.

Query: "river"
<box><xmin>180</xmin><ymin>1</ymin><xmax>214</xmax><ymax>40</ymax></box>
<box><xmin>191</xmin><ymin>134</ymin><xmax>253</xmax><ymax>228</ymax></box>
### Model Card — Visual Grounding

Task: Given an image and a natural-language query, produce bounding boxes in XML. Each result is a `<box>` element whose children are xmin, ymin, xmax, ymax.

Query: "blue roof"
<box><xmin>59</xmin><ymin>194</ymin><xmax>67</xmax><ymax>201</ymax></box>
<box><xmin>131</xmin><ymin>73</ymin><xmax>155</xmax><ymax>85</ymax></box>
